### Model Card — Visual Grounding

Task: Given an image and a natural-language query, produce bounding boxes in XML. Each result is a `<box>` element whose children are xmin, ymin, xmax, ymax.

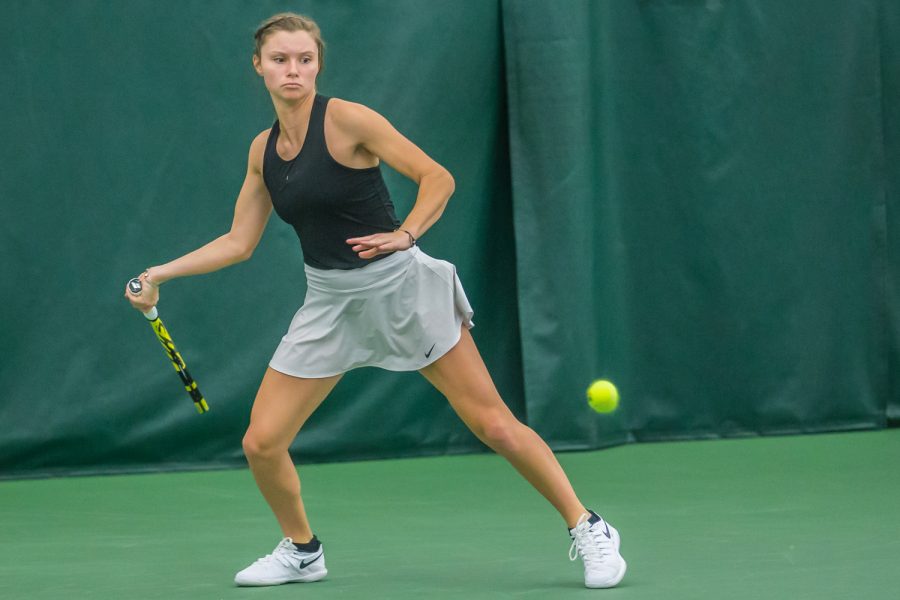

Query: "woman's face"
<box><xmin>253</xmin><ymin>29</ymin><xmax>320</xmax><ymax>101</ymax></box>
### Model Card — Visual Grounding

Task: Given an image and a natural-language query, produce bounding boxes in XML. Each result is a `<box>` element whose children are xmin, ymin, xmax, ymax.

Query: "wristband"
<box><xmin>397</xmin><ymin>229</ymin><xmax>417</xmax><ymax>247</ymax></box>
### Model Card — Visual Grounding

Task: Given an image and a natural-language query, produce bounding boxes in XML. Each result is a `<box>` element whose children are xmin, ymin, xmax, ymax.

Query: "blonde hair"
<box><xmin>253</xmin><ymin>13</ymin><xmax>325</xmax><ymax>72</ymax></box>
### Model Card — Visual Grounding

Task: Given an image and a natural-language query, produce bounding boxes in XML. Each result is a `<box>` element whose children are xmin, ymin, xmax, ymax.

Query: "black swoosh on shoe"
<box><xmin>299</xmin><ymin>552</ymin><xmax>323</xmax><ymax>569</ymax></box>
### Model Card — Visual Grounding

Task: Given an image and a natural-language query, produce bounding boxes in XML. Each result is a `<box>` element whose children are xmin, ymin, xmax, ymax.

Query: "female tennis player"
<box><xmin>124</xmin><ymin>12</ymin><xmax>625</xmax><ymax>590</ymax></box>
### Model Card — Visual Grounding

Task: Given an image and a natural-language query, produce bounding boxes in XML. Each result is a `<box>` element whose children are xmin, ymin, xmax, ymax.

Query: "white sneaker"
<box><xmin>568</xmin><ymin>511</ymin><xmax>627</xmax><ymax>588</ymax></box>
<box><xmin>234</xmin><ymin>537</ymin><xmax>327</xmax><ymax>586</ymax></box>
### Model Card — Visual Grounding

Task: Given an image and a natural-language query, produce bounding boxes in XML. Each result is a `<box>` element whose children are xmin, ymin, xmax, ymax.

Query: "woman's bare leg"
<box><xmin>241</xmin><ymin>367</ymin><xmax>342</xmax><ymax>541</ymax></box>
<box><xmin>419</xmin><ymin>328</ymin><xmax>588</xmax><ymax>527</ymax></box>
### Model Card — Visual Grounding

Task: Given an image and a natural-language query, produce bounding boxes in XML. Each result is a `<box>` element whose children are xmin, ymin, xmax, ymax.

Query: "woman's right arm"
<box><xmin>124</xmin><ymin>131</ymin><xmax>272</xmax><ymax>311</ymax></box>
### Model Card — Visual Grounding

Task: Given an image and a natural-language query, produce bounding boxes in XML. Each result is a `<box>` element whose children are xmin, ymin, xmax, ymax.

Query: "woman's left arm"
<box><xmin>336</xmin><ymin>101</ymin><xmax>455</xmax><ymax>259</ymax></box>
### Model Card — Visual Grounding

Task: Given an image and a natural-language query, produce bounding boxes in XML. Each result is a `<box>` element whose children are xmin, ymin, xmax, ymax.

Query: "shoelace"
<box><xmin>568</xmin><ymin>514</ymin><xmax>613</xmax><ymax>565</ymax></box>
<box><xmin>255</xmin><ymin>538</ymin><xmax>302</xmax><ymax>569</ymax></box>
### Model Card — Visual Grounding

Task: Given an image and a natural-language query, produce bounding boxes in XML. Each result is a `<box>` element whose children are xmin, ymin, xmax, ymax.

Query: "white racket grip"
<box><xmin>143</xmin><ymin>306</ymin><xmax>159</xmax><ymax>320</ymax></box>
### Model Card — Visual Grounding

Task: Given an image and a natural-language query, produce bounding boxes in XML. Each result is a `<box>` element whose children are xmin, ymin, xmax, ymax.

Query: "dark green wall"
<box><xmin>1</xmin><ymin>0</ymin><xmax>896</xmax><ymax>477</ymax></box>
<box><xmin>0</xmin><ymin>0</ymin><xmax>519</xmax><ymax>476</ymax></box>
<box><xmin>881</xmin><ymin>0</ymin><xmax>900</xmax><ymax>424</ymax></box>
<box><xmin>503</xmin><ymin>0</ymin><xmax>897</xmax><ymax>446</ymax></box>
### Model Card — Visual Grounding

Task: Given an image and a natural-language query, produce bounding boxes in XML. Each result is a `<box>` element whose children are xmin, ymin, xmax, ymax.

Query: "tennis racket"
<box><xmin>127</xmin><ymin>278</ymin><xmax>210</xmax><ymax>414</ymax></box>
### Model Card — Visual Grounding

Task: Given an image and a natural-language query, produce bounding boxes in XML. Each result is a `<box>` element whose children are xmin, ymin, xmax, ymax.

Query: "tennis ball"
<box><xmin>586</xmin><ymin>380</ymin><xmax>619</xmax><ymax>413</ymax></box>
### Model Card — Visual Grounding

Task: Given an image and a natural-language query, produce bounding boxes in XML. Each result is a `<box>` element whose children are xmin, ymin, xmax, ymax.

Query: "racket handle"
<box><xmin>127</xmin><ymin>277</ymin><xmax>159</xmax><ymax>320</ymax></box>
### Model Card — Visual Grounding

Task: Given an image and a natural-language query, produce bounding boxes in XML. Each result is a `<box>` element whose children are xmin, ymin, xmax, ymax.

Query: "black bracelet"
<box><xmin>397</xmin><ymin>228</ymin><xmax>417</xmax><ymax>247</ymax></box>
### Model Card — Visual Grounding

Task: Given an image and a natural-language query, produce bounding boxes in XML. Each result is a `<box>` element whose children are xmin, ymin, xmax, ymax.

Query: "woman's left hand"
<box><xmin>347</xmin><ymin>230</ymin><xmax>413</xmax><ymax>259</ymax></box>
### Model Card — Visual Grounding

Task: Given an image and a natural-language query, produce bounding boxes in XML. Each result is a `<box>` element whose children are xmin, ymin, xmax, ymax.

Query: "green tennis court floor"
<box><xmin>2</xmin><ymin>429</ymin><xmax>898</xmax><ymax>599</ymax></box>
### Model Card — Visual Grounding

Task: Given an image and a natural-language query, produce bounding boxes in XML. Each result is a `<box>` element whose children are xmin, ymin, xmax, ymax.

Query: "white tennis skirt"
<box><xmin>269</xmin><ymin>247</ymin><xmax>475</xmax><ymax>378</ymax></box>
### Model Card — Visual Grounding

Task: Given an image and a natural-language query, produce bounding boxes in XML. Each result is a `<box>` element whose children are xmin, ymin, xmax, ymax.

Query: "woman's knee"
<box><xmin>242</xmin><ymin>427</ymin><xmax>288</xmax><ymax>462</ymax></box>
<box><xmin>475</xmin><ymin>414</ymin><xmax>523</xmax><ymax>454</ymax></box>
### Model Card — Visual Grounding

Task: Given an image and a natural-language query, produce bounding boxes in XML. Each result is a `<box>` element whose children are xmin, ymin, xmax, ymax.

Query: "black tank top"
<box><xmin>263</xmin><ymin>94</ymin><xmax>401</xmax><ymax>270</ymax></box>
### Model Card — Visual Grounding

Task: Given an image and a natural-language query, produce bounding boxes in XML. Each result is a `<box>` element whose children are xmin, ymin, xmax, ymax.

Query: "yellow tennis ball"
<box><xmin>587</xmin><ymin>380</ymin><xmax>619</xmax><ymax>413</ymax></box>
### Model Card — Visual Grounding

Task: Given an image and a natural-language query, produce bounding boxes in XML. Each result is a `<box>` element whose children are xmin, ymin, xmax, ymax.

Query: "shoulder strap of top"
<box><xmin>306</xmin><ymin>94</ymin><xmax>330</xmax><ymax>150</ymax></box>
<box><xmin>264</xmin><ymin>119</ymin><xmax>281</xmax><ymax>162</ymax></box>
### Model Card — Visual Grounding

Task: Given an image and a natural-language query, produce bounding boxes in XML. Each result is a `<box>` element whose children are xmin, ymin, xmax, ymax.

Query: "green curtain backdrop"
<box><xmin>882</xmin><ymin>0</ymin><xmax>900</xmax><ymax>424</ymax></box>
<box><xmin>502</xmin><ymin>0</ymin><xmax>896</xmax><ymax>447</ymax></box>
<box><xmin>1</xmin><ymin>0</ymin><xmax>897</xmax><ymax>477</ymax></box>
<box><xmin>0</xmin><ymin>0</ymin><xmax>520</xmax><ymax>477</ymax></box>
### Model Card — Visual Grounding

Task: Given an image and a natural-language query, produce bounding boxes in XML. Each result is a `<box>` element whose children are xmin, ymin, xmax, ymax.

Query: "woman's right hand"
<box><xmin>124</xmin><ymin>271</ymin><xmax>159</xmax><ymax>314</ymax></box>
